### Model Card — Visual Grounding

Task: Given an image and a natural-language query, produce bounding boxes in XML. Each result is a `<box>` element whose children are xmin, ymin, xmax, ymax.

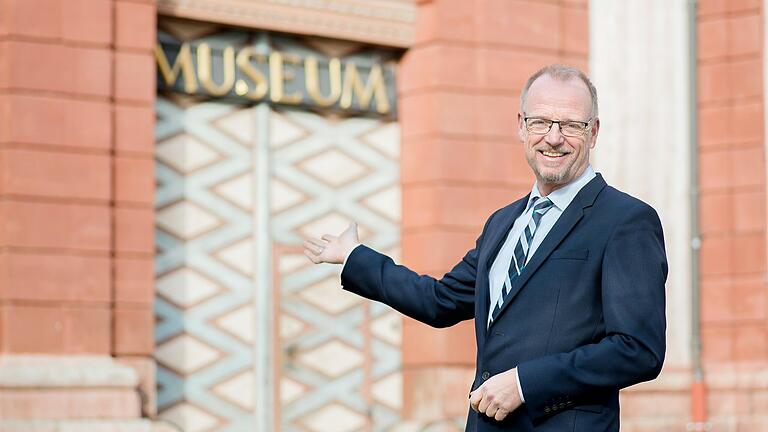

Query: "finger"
<box><xmin>468</xmin><ymin>391</ymin><xmax>482</xmax><ymax>412</ymax></box>
<box><xmin>303</xmin><ymin>240</ymin><xmax>323</xmax><ymax>255</ymax></box>
<box><xmin>478</xmin><ymin>394</ymin><xmax>491</xmax><ymax>414</ymax></box>
<box><xmin>485</xmin><ymin>405</ymin><xmax>498</xmax><ymax>418</ymax></box>
<box><xmin>320</xmin><ymin>234</ymin><xmax>337</xmax><ymax>243</ymax></box>
<box><xmin>494</xmin><ymin>408</ymin><xmax>509</xmax><ymax>422</ymax></box>
<box><xmin>303</xmin><ymin>249</ymin><xmax>321</xmax><ymax>264</ymax></box>
<box><xmin>307</xmin><ymin>238</ymin><xmax>328</xmax><ymax>248</ymax></box>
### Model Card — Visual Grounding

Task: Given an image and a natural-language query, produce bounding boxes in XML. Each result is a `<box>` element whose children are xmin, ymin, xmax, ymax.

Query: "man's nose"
<box><xmin>545</xmin><ymin>122</ymin><xmax>564</xmax><ymax>144</ymax></box>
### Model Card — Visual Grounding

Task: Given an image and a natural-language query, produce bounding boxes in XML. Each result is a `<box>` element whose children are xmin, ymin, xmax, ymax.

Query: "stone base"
<box><xmin>0</xmin><ymin>355</ymin><xmax>159</xmax><ymax>425</ymax></box>
<box><xmin>0</xmin><ymin>420</ymin><xmax>180</xmax><ymax>432</ymax></box>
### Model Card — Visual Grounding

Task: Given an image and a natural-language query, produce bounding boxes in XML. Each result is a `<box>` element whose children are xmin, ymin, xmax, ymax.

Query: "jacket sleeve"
<box><xmin>517</xmin><ymin>203</ymin><xmax>668</xmax><ymax>421</ymax></box>
<box><xmin>339</xmin><ymin>211</ymin><xmax>499</xmax><ymax>328</ymax></box>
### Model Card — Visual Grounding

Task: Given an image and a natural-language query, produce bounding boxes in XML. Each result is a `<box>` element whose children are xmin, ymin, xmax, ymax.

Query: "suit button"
<box><xmin>559</xmin><ymin>403</ymin><xmax>566</xmax><ymax>409</ymax></box>
<box><xmin>481</xmin><ymin>371</ymin><xmax>490</xmax><ymax>380</ymax></box>
<box><xmin>544</xmin><ymin>407</ymin><xmax>551</xmax><ymax>413</ymax></box>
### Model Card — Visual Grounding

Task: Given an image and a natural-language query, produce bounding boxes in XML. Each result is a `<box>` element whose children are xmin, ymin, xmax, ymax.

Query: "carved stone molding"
<box><xmin>157</xmin><ymin>0</ymin><xmax>417</xmax><ymax>48</ymax></box>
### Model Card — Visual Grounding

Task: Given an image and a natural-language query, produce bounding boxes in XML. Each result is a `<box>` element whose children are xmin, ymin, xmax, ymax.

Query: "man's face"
<box><xmin>518</xmin><ymin>75</ymin><xmax>599</xmax><ymax>195</ymax></box>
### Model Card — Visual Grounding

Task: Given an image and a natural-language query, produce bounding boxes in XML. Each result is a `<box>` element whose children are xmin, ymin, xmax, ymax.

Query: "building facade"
<box><xmin>0</xmin><ymin>0</ymin><xmax>765</xmax><ymax>431</ymax></box>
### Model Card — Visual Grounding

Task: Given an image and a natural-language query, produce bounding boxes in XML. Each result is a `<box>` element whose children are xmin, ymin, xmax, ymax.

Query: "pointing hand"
<box><xmin>303</xmin><ymin>222</ymin><xmax>359</xmax><ymax>264</ymax></box>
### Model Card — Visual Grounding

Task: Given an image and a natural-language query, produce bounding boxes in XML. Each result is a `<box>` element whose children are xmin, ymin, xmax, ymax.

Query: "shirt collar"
<box><xmin>526</xmin><ymin>165</ymin><xmax>597</xmax><ymax>212</ymax></box>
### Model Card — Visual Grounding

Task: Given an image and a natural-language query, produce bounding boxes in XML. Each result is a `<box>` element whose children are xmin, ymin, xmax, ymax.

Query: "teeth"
<box><xmin>542</xmin><ymin>151</ymin><xmax>565</xmax><ymax>157</ymax></box>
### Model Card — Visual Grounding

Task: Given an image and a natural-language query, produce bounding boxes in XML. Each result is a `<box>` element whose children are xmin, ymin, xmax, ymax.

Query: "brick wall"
<box><xmin>398</xmin><ymin>0</ymin><xmax>588</xmax><ymax>424</ymax></box>
<box><xmin>0</xmin><ymin>0</ymin><xmax>157</xmax><ymax>420</ymax></box>
<box><xmin>697</xmin><ymin>0</ymin><xmax>768</xmax><ymax>429</ymax></box>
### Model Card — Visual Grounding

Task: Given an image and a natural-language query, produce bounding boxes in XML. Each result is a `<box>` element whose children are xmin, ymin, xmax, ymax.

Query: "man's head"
<box><xmin>518</xmin><ymin>65</ymin><xmax>600</xmax><ymax>196</ymax></box>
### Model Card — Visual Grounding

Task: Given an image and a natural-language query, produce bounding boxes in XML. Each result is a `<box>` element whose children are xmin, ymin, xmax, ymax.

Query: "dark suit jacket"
<box><xmin>340</xmin><ymin>174</ymin><xmax>668</xmax><ymax>431</ymax></box>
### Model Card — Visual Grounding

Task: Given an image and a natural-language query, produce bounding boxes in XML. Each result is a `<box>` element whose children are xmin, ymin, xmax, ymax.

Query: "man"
<box><xmin>304</xmin><ymin>65</ymin><xmax>667</xmax><ymax>431</ymax></box>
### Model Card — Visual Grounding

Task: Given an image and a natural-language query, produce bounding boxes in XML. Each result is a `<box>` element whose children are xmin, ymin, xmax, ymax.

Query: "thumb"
<box><xmin>342</xmin><ymin>221</ymin><xmax>359</xmax><ymax>241</ymax></box>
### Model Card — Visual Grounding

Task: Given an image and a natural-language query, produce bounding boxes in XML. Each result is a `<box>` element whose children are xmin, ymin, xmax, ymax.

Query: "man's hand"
<box><xmin>469</xmin><ymin>368</ymin><xmax>522</xmax><ymax>422</ymax></box>
<box><xmin>303</xmin><ymin>222</ymin><xmax>359</xmax><ymax>264</ymax></box>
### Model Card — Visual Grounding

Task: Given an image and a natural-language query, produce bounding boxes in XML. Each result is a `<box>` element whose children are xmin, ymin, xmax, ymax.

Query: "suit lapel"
<box><xmin>488</xmin><ymin>174</ymin><xmax>607</xmax><ymax>329</ymax></box>
<box><xmin>478</xmin><ymin>196</ymin><xmax>529</xmax><ymax>329</ymax></box>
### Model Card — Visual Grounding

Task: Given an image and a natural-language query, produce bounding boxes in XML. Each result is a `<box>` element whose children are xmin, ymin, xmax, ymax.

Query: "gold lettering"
<box><xmin>340</xmin><ymin>63</ymin><xmax>390</xmax><ymax>114</ymax></box>
<box><xmin>304</xmin><ymin>56</ymin><xmax>341</xmax><ymax>107</ymax></box>
<box><xmin>269</xmin><ymin>52</ymin><xmax>302</xmax><ymax>105</ymax></box>
<box><xmin>197</xmin><ymin>43</ymin><xmax>235</xmax><ymax>96</ymax></box>
<box><xmin>154</xmin><ymin>42</ymin><xmax>198</xmax><ymax>93</ymax></box>
<box><xmin>235</xmin><ymin>47</ymin><xmax>268</xmax><ymax>100</ymax></box>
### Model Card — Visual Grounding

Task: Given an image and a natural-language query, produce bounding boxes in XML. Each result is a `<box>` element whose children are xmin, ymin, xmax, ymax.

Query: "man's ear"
<box><xmin>517</xmin><ymin>113</ymin><xmax>525</xmax><ymax>141</ymax></box>
<box><xmin>589</xmin><ymin>118</ymin><xmax>600</xmax><ymax>149</ymax></box>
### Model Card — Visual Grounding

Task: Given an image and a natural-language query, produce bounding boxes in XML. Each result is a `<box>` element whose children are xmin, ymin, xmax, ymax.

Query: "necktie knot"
<box><xmin>532</xmin><ymin>198</ymin><xmax>554</xmax><ymax>225</ymax></box>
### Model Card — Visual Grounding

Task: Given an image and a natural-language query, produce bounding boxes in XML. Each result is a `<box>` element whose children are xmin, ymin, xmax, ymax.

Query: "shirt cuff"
<box><xmin>340</xmin><ymin>244</ymin><xmax>362</xmax><ymax>274</ymax></box>
<box><xmin>515</xmin><ymin>368</ymin><xmax>525</xmax><ymax>403</ymax></box>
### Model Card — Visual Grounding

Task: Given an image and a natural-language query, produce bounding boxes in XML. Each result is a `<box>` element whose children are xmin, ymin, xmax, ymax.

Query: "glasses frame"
<box><xmin>523</xmin><ymin>116</ymin><xmax>594</xmax><ymax>137</ymax></box>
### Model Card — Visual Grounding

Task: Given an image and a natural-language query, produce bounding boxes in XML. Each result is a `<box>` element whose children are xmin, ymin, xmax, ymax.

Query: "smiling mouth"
<box><xmin>540</xmin><ymin>150</ymin><xmax>568</xmax><ymax>158</ymax></box>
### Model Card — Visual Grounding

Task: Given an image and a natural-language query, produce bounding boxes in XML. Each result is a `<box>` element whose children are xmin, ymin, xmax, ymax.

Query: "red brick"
<box><xmin>698</xmin><ymin>18</ymin><xmax>728</xmax><ymax>60</ymax></box>
<box><xmin>0</xmin><ymin>1</ymin><xmax>7</xmax><ymax>36</ymax></box>
<box><xmin>404</xmin><ymin>184</ymin><xmax>516</xmax><ymax>229</ymax></box>
<box><xmin>3</xmin><ymin>95</ymin><xmax>111</xmax><ymax>150</ymax></box>
<box><xmin>5</xmin><ymin>0</ymin><xmax>61</xmax><ymax>39</ymax></box>
<box><xmin>402</xmin><ymin>366</ymin><xmax>476</xmax><ymax>419</ymax></box>
<box><xmin>700</xmin><ymin>192</ymin><xmax>732</xmax><ymax>234</ymax></box>
<box><xmin>732</xmin><ymin>324</ymin><xmax>768</xmax><ymax>362</ymax></box>
<box><xmin>701</xmin><ymin>279</ymin><xmax>732</xmax><ymax>323</ymax></box>
<box><xmin>0</xmin><ymin>304</ymin><xmax>110</xmax><ymax>353</ymax></box>
<box><xmin>730</xmin><ymin>102</ymin><xmax>763</xmax><ymax>144</ymax></box>
<box><xmin>731</xmin><ymin>58</ymin><xmax>763</xmax><ymax>100</ymax></box>
<box><xmin>62</xmin><ymin>0</ymin><xmax>112</xmax><ymax>44</ymax></box>
<box><xmin>115</xmin><ymin>1</ymin><xmax>157</xmax><ymax>50</ymax></box>
<box><xmin>0</xmin><ymin>200</ymin><xmax>110</xmax><ymax>251</ymax></box>
<box><xmin>728</xmin><ymin>0</ymin><xmax>762</xmax><ymax>12</ymax></box>
<box><xmin>732</xmin><ymin>189</ymin><xmax>765</xmax><ymax>232</ymax></box>
<box><xmin>401</xmin><ymin>229</ymin><xmax>480</xmax><ymax>274</ymax></box>
<box><xmin>116</xmin><ymin>356</ymin><xmax>157</xmax><ymax>417</ymax></box>
<box><xmin>0</xmin><ymin>252</ymin><xmax>110</xmax><ymax>303</ymax></box>
<box><xmin>729</xmin><ymin>146</ymin><xmax>764</xmax><ymax>188</ymax></box>
<box><xmin>400</xmin><ymin>91</ymin><xmax>476</xmax><ymax>138</ymax></box>
<box><xmin>402</xmin><ymin>318</ymin><xmax>475</xmax><ymax>365</ymax></box>
<box><xmin>114</xmin><ymin>307</ymin><xmax>154</xmax><ymax>355</ymax></box>
<box><xmin>476</xmin><ymin>0</ymin><xmax>560</xmax><ymax>51</ymax></box>
<box><xmin>398</xmin><ymin>44</ymin><xmax>477</xmax><ymax>94</ymax></box>
<box><xmin>476</xmin><ymin>49</ymin><xmax>558</xmax><ymax>92</ymax></box>
<box><xmin>2</xmin><ymin>40</ymin><xmax>71</xmax><ymax>93</ymax></box>
<box><xmin>115</xmin><ymin>156</ymin><xmax>155</xmax><ymax>205</ymax></box>
<box><xmin>701</xmin><ymin>325</ymin><xmax>733</xmax><ymax>362</ymax></box>
<box><xmin>699</xmin><ymin>61</ymin><xmax>729</xmax><ymax>103</ymax></box>
<box><xmin>115</xmin><ymin>207</ymin><xmax>155</xmax><ymax>254</ymax></box>
<box><xmin>401</xmin><ymin>136</ymin><xmax>531</xmax><ymax>185</ymax></box>
<box><xmin>699</xmin><ymin>149</ymin><xmax>730</xmax><ymax>190</ymax></box>
<box><xmin>698</xmin><ymin>0</ymin><xmax>728</xmax><ymax>16</ymax></box>
<box><xmin>700</xmin><ymin>235</ymin><xmax>732</xmax><ymax>276</ymax></box>
<box><xmin>561</xmin><ymin>5</ymin><xmax>588</xmax><ymax>55</ymax></box>
<box><xmin>115</xmin><ymin>257</ymin><xmax>154</xmax><ymax>305</ymax></box>
<box><xmin>731</xmin><ymin>277</ymin><xmax>767</xmax><ymax>321</ymax></box>
<box><xmin>0</xmin><ymin>42</ymin><xmax>7</xmax><ymax>88</ymax></box>
<box><xmin>708</xmin><ymin>390</ymin><xmax>753</xmax><ymax>416</ymax></box>
<box><xmin>728</xmin><ymin>14</ymin><xmax>761</xmax><ymax>57</ymax></box>
<box><xmin>0</xmin><ymin>388</ymin><xmax>140</xmax><ymax>420</ymax></box>
<box><xmin>732</xmin><ymin>232</ymin><xmax>765</xmax><ymax>274</ymax></box>
<box><xmin>620</xmin><ymin>392</ymin><xmax>690</xmax><ymax>416</ymax></box>
<box><xmin>115</xmin><ymin>52</ymin><xmax>156</xmax><ymax>103</ymax></box>
<box><xmin>476</xmin><ymin>94</ymin><xmax>520</xmax><ymax>137</ymax></box>
<box><xmin>115</xmin><ymin>104</ymin><xmax>155</xmax><ymax>155</ymax></box>
<box><xmin>71</xmin><ymin>46</ymin><xmax>112</xmax><ymax>97</ymax></box>
<box><xmin>422</xmin><ymin>0</ymin><xmax>475</xmax><ymax>43</ymax></box>
<box><xmin>0</xmin><ymin>149</ymin><xmax>111</xmax><ymax>200</ymax></box>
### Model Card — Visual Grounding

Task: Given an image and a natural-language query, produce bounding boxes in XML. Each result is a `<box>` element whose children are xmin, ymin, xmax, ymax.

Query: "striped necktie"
<box><xmin>489</xmin><ymin>197</ymin><xmax>555</xmax><ymax>324</ymax></box>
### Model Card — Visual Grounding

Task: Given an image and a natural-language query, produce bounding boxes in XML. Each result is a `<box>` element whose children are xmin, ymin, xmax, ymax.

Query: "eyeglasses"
<box><xmin>523</xmin><ymin>116</ymin><xmax>593</xmax><ymax>137</ymax></box>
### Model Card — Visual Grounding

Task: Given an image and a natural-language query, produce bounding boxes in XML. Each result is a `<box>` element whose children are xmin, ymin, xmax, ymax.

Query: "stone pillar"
<box><xmin>398</xmin><ymin>0</ymin><xmax>588</xmax><ymax>427</ymax></box>
<box><xmin>590</xmin><ymin>0</ymin><xmax>694</xmax><ymax>429</ymax></box>
<box><xmin>0</xmin><ymin>0</ymin><xmax>164</xmax><ymax>428</ymax></box>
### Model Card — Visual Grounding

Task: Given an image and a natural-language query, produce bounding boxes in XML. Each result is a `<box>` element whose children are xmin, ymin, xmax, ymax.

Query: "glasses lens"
<box><xmin>561</xmin><ymin>122</ymin><xmax>586</xmax><ymax>137</ymax></box>
<box><xmin>527</xmin><ymin>119</ymin><xmax>551</xmax><ymax>134</ymax></box>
